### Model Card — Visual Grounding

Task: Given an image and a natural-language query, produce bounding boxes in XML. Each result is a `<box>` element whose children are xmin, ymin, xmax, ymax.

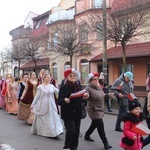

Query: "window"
<box><xmin>96</xmin><ymin>22</ymin><xmax>103</xmax><ymax>39</ymax></box>
<box><xmin>64</xmin><ymin>62</ymin><xmax>70</xmax><ymax>71</ymax></box>
<box><xmin>80</xmin><ymin>25</ymin><xmax>88</xmax><ymax>41</ymax></box>
<box><xmin>81</xmin><ymin>44</ymin><xmax>91</xmax><ymax>54</ymax></box>
<box><xmin>80</xmin><ymin>59</ymin><xmax>89</xmax><ymax>84</ymax></box>
<box><xmin>119</xmin><ymin>64</ymin><xmax>133</xmax><ymax>75</ymax></box>
<box><xmin>14</xmin><ymin>66</ymin><xmax>18</xmax><ymax>78</ymax></box>
<box><xmin>53</xmin><ymin>33</ymin><xmax>58</xmax><ymax>46</ymax></box>
<box><xmin>52</xmin><ymin>63</ymin><xmax>58</xmax><ymax>80</ymax></box>
<box><xmin>46</xmin><ymin>42</ymin><xmax>50</xmax><ymax>51</ymax></box>
<box><xmin>94</xmin><ymin>0</ymin><xmax>103</xmax><ymax>8</ymax></box>
<box><xmin>45</xmin><ymin>18</ymin><xmax>49</xmax><ymax>25</ymax></box>
<box><xmin>35</xmin><ymin>20</ymin><xmax>42</xmax><ymax>29</ymax></box>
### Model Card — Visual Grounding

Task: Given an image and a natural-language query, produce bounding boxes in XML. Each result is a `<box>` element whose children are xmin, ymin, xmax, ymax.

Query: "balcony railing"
<box><xmin>47</xmin><ymin>8</ymin><xmax>75</xmax><ymax>24</ymax></box>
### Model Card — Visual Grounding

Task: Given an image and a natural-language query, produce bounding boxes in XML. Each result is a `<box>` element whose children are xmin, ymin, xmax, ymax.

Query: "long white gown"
<box><xmin>31</xmin><ymin>84</ymin><xmax>63</xmax><ymax>137</ymax></box>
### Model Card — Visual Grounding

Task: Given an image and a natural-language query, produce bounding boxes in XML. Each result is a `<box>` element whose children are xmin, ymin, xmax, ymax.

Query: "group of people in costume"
<box><xmin>1</xmin><ymin>69</ymin><xmax>150</xmax><ymax>150</ymax></box>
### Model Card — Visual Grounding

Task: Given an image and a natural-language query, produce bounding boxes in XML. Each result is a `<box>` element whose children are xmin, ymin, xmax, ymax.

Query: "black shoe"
<box><xmin>115</xmin><ymin>128</ymin><xmax>123</xmax><ymax>132</ymax></box>
<box><xmin>84</xmin><ymin>135</ymin><xmax>94</xmax><ymax>142</ymax></box>
<box><xmin>108</xmin><ymin>110</ymin><xmax>112</xmax><ymax>112</ymax></box>
<box><xmin>104</xmin><ymin>143</ymin><xmax>112</xmax><ymax>149</ymax></box>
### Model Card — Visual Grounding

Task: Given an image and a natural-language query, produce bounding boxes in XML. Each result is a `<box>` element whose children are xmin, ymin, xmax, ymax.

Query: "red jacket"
<box><xmin>120</xmin><ymin>113</ymin><xmax>143</xmax><ymax>150</ymax></box>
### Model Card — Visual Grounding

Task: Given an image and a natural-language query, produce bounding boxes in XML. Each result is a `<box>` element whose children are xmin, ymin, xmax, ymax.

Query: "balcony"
<box><xmin>76</xmin><ymin>0</ymin><xmax>111</xmax><ymax>14</ymax></box>
<box><xmin>47</xmin><ymin>8</ymin><xmax>75</xmax><ymax>24</ymax></box>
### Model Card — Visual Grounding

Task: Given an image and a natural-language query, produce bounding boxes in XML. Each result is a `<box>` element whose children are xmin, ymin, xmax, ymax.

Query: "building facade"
<box><xmin>9</xmin><ymin>0</ymin><xmax>150</xmax><ymax>92</ymax></box>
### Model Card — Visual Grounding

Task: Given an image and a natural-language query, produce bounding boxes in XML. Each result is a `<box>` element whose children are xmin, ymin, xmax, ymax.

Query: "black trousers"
<box><xmin>63</xmin><ymin>119</ymin><xmax>81</xmax><ymax>150</ymax></box>
<box><xmin>115</xmin><ymin>105</ymin><xmax>128</xmax><ymax>129</ymax></box>
<box><xmin>143</xmin><ymin>118</ymin><xmax>150</xmax><ymax>147</ymax></box>
<box><xmin>146</xmin><ymin>118</ymin><xmax>150</xmax><ymax>129</ymax></box>
<box><xmin>85</xmin><ymin>118</ymin><xmax>108</xmax><ymax>144</ymax></box>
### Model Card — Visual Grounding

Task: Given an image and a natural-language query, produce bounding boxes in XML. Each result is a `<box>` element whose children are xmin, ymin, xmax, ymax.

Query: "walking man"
<box><xmin>111</xmin><ymin>71</ymin><xmax>134</xmax><ymax>132</ymax></box>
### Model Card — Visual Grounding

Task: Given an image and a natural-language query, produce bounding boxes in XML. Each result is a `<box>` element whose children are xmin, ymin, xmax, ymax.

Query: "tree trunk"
<box><xmin>70</xmin><ymin>55</ymin><xmax>73</xmax><ymax>68</ymax></box>
<box><xmin>18</xmin><ymin>61</ymin><xmax>20</xmax><ymax>77</ymax></box>
<box><xmin>121</xmin><ymin>42</ymin><xmax>127</xmax><ymax>72</ymax></box>
<box><xmin>33</xmin><ymin>60</ymin><xmax>38</xmax><ymax>77</ymax></box>
<box><xmin>102</xmin><ymin>0</ymin><xmax>108</xmax><ymax>84</ymax></box>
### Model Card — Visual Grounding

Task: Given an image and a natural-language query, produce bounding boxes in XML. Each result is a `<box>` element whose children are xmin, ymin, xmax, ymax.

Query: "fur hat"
<box><xmin>64</xmin><ymin>68</ymin><xmax>80</xmax><ymax>80</ymax></box>
<box><xmin>87</xmin><ymin>72</ymin><xmax>99</xmax><ymax>83</ymax></box>
<box><xmin>124</xmin><ymin>71</ymin><xmax>133</xmax><ymax>81</ymax></box>
<box><xmin>128</xmin><ymin>99</ymin><xmax>141</xmax><ymax>111</ymax></box>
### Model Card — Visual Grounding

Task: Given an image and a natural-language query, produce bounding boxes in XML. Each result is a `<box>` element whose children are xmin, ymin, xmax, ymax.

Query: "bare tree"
<box><xmin>88</xmin><ymin>0</ymin><xmax>150</xmax><ymax>71</ymax></box>
<box><xmin>5</xmin><ymin>44</ymin><xmax>26</xmax><ymax>77</ymax></box>
<box><xmin>0</xmin><ymin>51</ymin><xmax>11</xmax><ymax>76</ymax></box>
<box><xmin>20</xmin><ymin>39</ymin><xmax>44</xmax><ymax>76</ymax></box>
<box><xmin>48</xmin><ymin>21</ymin><xmax>82</xmax><ymax>68</ymax></box>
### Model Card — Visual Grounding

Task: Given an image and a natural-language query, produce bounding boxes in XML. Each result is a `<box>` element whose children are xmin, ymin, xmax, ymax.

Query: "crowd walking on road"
<box><xmin>1</xmin><ymin>69</ymin><xmax>150</xmax><ymax>150</ymax></box>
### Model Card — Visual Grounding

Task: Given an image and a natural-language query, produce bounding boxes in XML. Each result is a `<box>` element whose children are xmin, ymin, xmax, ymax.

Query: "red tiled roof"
<box><xmin>20</xmin><ymin>58</ymin><xmax>49</xmax><ymax>69</ymax></box>
<box><xmin>91</xmin><ymin>42</ymin><xmax>150</xmax><ymax>61</ymax></box>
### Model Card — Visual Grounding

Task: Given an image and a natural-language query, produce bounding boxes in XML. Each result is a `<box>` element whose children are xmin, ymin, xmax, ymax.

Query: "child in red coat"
<box><xmin>120</xmin><ymin>99</ymin><xmax>143</xmax><ymax>150</ymax></box>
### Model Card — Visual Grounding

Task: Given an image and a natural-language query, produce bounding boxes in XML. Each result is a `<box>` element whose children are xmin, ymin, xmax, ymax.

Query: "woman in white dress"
<box><xmin>31</xmin><ymin>73</ymin><xmax>63</xmax><ymax>137</ymax></box>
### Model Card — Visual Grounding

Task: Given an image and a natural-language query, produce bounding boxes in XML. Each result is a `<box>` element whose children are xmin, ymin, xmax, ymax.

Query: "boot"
<box><xmin>104</xmin><ymin>143</ymin><xmax>112</xmax><ymax>149</ymax></box>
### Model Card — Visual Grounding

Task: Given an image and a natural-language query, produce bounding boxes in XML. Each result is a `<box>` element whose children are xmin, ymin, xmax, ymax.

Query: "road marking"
<box><xmin>0</xmin><ymin>144</ymin><xmax>15</xmax><ymax>150</ymax></box>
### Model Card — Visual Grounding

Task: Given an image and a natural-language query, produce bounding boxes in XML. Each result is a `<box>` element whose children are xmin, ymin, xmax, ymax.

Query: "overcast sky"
<box><xmin>0</xmin><ymin>0</ymin><xmax>61</xmax><ymax>51</ymax></box>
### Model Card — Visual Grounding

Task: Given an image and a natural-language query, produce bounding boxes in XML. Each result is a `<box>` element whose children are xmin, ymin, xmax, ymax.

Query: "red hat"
<box><xmin>64</xmin><ymin>68</ymin><xmax>80</xmax><ymax>80</ymax></box>
<box><xmin>87</xmin><ymin>72</ymin><xmax>99</xmax><ymax>82</ymax></box>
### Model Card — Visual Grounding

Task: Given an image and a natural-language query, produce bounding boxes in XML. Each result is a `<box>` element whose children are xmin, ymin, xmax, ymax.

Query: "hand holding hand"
<box><xmin>109</xmin><ymin>93</ymin><xmax>114</xmax><ymax>98</ymax></box>
<box><xmin>83</xmin><ymin>93</ymin><xmax>89</xmax><ymax>99</ymax></box>
<box><xmin>65</xmin><ymin>98</ymin><xmax>70</xmax><ymax>103</ymax></box>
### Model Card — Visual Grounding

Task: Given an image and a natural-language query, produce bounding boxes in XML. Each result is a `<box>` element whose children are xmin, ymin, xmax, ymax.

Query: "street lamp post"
<box><xmin>102</xmin><ymin>0</ymin><xmax>108</xmax><ymax>84</ymax></box>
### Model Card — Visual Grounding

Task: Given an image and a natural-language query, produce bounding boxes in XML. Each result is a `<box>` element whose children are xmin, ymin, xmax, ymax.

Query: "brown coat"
<box><xmin>86</xmin><ymin>83</ymin><xmax>105</xmax><ymax>120</ymax></box>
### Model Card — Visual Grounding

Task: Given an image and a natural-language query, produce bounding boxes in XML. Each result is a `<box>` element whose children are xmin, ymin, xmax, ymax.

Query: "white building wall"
<box><xmin>24</xmin><ymin>11</ymin><xmax>39</xmax><ymax>29</ymax></box>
